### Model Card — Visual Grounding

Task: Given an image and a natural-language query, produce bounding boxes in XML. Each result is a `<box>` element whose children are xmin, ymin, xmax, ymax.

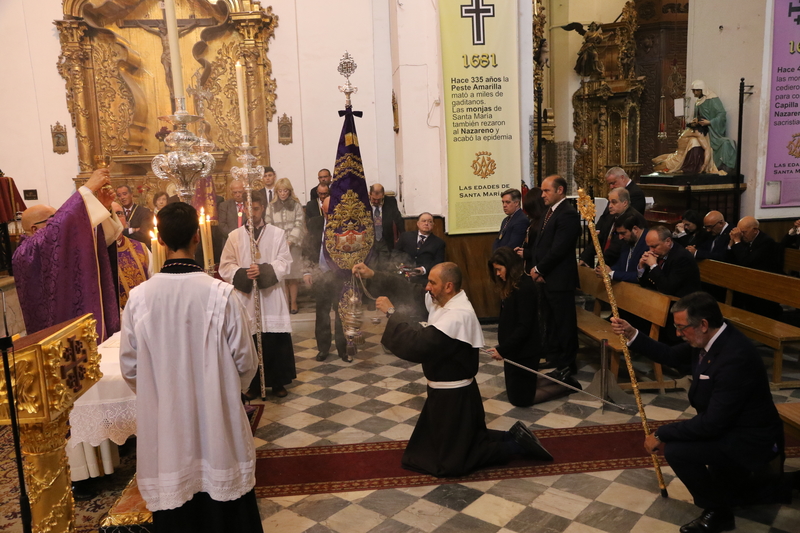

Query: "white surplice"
<box><xmin>119</xmin><ymin>272</ymin><xmax>258</xmax><ymax>512</ymax></box>
<box><xmin>219</xmin><ymin>224</ymin><xmax>293</xmax><ymax>333</ymax></box>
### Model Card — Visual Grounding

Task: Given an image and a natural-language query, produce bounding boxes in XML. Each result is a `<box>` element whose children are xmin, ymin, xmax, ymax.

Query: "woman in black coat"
<box><xmin>517</xmin><ymin>187</ymin><xmax>545</xmax><ymax>273</ymax></box>
<box><xmin>486</xmin><ymin>247</ymin><xmax>539</xmax><ymax>407</ymax></box>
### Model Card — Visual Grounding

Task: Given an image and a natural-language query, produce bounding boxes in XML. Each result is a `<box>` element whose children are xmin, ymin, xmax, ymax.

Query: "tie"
<box><xmin>698</xmin><ymin>349</ymin><xmax>707</xmax><ymax>365</ymax></box>
<box><xmin>657</xmin><ymin>256</ymin><xmax>665</xmax><ymax>268</ymax></box>
<box><xmin>237</xmin><ymin>203</ymin><xmax>243</xmax><ymax>228</ymax></box>
<box><xmin>418</xmin><ymin>234</ymin><xmax>427</xmax><ymax>248</ymax></box>
<box><xmin>374</xmin><ymin>206</ymin><xmax>383</xmax><ymax>241</ymax></box>
<box><xmin>124</xmin><ymin>207</ymin><xmax>132</xmax><ymax>220</ymax></box>
<box><xmin>542</xmin><ymin>208</ymin><xmax>553</xmax><ymax>229</ymax></box>
<box><xmin>268</xmin><ymin>189</ymin><xmax>273</xmax><ymax>203</ymax></box>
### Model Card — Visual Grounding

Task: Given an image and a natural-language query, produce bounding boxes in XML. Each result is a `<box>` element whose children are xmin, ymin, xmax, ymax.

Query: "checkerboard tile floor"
<box><xmin>250</xmin><ymin>310</ymin><xmax>800</xmax><ymax>533</ymax></box>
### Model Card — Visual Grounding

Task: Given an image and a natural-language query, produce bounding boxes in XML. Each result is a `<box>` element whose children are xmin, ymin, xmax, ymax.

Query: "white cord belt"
<box><xmin>426</xmin><ymin>378</ymin><xmax>473</xmax><ymax>389</ymax></box>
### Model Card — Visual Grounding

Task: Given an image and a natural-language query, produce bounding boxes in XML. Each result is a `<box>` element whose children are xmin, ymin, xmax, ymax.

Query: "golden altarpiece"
<box><xmin>572</xmin><ymin>1</ymin><xmax>644</xmax><ymax>196</ymax></box>
<box><xmin>56</xmin><ymin>0</ymin><xmax>278</xmax><ymax>200</ymax></box>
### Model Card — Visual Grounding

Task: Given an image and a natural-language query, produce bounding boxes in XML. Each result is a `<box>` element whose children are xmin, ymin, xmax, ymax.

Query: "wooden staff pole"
<box><xmin>576</xmin><ymin>189</ymin><xmax>669</xmax><ymax>498</ymax></box>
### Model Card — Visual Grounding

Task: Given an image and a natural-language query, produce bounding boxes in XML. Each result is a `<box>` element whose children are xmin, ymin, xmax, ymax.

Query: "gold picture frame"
<box><xmin>51</xmin><ymin>122</ymin><xmax>68</xmax><ymax>154</ymax></box>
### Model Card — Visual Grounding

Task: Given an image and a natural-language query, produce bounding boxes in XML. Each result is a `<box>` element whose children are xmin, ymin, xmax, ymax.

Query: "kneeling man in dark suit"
<box><xmin>612</xmin><ymin>292</ymin><xmax>794</xmax><ymax>533</ymax></box>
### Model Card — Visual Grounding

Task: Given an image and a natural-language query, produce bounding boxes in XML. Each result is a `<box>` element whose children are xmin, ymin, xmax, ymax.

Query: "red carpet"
<box><xmin>254</xmin><ymin>422</ymin><xmax>800</xmax><ymax>498</ymax></box>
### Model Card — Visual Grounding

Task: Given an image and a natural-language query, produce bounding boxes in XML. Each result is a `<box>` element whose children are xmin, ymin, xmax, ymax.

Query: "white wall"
<box><xmin>0</xmin><ymin>0</ymin><xmax>80</xmax><ymax>208</ymax></box>
<box><xmin>267</xmin><ymin>0</ymin><xmax>395</xmax><ymax>204</ymax></box>
<box><xmin>687</xmin><ymin>0</ymin><xmax>770</xmax><ymax>219</ymax></box>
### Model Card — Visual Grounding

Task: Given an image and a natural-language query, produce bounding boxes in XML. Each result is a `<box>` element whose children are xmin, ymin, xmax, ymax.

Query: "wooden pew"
<box><xmin>697</xmin><ymin>260</ymin><xmax>800</xmax><ymax>388</ymax></box>
<box><xmin>576</xmin><ymin>266</ymin><xmax>686</xmax><ymax>392</ymax></box>
<box><xmin>784</xmin><ymin>248</ymin><xmax>800</xmax><ymax>275</ymax></box>
<box><xmin>777</xmin><ymin>403</ymin><xmax>800</xmax><ymax>442</ymax></box>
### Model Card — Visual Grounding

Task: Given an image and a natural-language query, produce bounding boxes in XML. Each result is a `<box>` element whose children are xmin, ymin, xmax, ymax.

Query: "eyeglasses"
<box><xmin>703</xmin><ymin>221</ymin><xmax>721</xmax><ymax>230</ymax></box>
<box><xmin>674</xmin><ymin>322</ymin><xmax>697</xmax><ymax>333</ymax></box>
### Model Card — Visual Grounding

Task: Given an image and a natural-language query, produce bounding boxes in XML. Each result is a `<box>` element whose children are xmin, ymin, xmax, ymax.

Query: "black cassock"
<box><xmin>382</xmin><ymin>312</ymin><xmax>510</xmax><ymax>477</ymax></box>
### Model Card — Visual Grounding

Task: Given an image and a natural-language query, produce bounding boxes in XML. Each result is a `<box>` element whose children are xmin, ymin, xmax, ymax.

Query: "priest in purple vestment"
<box><xmin>13</xmin><ymin>169</ymin><xmax>122</xmax><ymax>341</ymax></box>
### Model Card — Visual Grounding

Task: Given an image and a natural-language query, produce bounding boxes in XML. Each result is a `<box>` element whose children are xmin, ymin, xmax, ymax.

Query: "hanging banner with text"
<box><xmin>763</xmin><ymin>1</ymin><xmax>800</xmax><ymax>207</ymax></box>
<box><xmin>440</xmin><ymin>0</ymin><xmax>521</xmax><ymax>234</ymax></box>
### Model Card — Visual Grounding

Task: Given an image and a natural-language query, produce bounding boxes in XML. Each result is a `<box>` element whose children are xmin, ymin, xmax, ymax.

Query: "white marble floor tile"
<box><xmin>261</xmin><ymin>508</ymin><xmax>317</xmax><ymax>533</ymax></box>
<box><xmin>462</xmin><ymin>493</ymin><xmax>526</xmax><ymax>527</ymax></box>
<box><xmin>530</xmin><ymin>487</ymin><xmax>593</xmax><ymax>520</ymax></box>
<box><xmin>596</xmin><ymin>482</ymin><xmax>658</xmax><ymax>514</ymax></box>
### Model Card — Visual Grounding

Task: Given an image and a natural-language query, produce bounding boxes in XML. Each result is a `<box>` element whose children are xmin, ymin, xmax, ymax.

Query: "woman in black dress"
<box><xmin>516</xmin><ymin>187</ymin><xmax>545</xmax><ymax>273</ymax></box>
<box><xmin>486</xmin><ymin>247</ymin><xmax>539</xmax><ymax>407</ymax></box>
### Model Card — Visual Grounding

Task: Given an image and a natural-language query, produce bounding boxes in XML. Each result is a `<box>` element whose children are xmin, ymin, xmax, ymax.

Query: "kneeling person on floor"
<box><xmin>354</xmin><ymin>261</ymin><xmax>552</xmax><ymax>477</ymax></box>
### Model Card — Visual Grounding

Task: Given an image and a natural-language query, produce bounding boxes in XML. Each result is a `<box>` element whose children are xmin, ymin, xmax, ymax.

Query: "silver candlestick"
<box><xmin>230</xmin><ymin>143</ymin><xmax>267</xmax><ymax>399</ymax></box>
<box><xmin>151</xmin><ymin>97</ymin><xmax>216</xmax><ymax>203</ymax></box>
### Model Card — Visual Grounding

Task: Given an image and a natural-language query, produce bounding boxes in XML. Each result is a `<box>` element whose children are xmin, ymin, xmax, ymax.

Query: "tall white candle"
<box><xmin>164</xmin><ymin>0</ymin><xmax>185</xmax><ymax>101</ymax></box>
<box><xmin>235</xmin><ymin>61</ymin><xmax>249</xmax><ymax>141</ymax></box>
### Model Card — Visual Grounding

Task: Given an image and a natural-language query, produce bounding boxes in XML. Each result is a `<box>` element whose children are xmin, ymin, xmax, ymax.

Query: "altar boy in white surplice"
<box><xmin>219</xmin><ymin>196</ymin><xmax>297</xmax><ymax>399</ymax></box>
<box><xmin>119</xmin><ymin>202</ymin><xmax>263</xmax><ymax>532</ymax></box>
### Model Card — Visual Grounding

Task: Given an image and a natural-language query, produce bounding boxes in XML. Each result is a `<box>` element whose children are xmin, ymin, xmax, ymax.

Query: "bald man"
<box><xmin>688</xmin><ymin>211</ymin><xmax>731</xmax><ymax>262</ymax></box>
<box><xmin>727</xmin><ymin>216</ymin><xmax>783</xmax><ymax>318</ymax></box>
<box><xmin>13</xmin><ymin>169</ymin><xmax>122</xmax><ymax>341</ymax></box>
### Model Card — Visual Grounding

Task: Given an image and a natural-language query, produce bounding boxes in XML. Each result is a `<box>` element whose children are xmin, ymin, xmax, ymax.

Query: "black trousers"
<box><xmin>314</xmin><ymin>272</ymin><xmax>346</xmax><ymax>356</ymax></box>
<box><xmin>664</xmin><ymin>439</ymin><xmax>787</xmax><ymax>510</ymax></box>
<box><xmin>153</xmin><ymin>489</ymin><xmax>263</xmax><ymax>533</ymax></box>
<box><xmin>541</xmin><ymin>288</ymin><xmax>578</xmax><ymax>372</ymax></box>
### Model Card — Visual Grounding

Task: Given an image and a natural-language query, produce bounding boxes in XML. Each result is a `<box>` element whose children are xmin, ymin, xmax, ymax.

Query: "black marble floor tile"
<box><xmin>552</xmin><ymin>473</ymin><xmax>613</xmax><ymax>500</ymax></box>
<box><xmin>254</xmin><ymin>422</ymin><xmax>296</xmax><ymax>442</ymax></box>
<box><xmin>352</xmin><ymin>385</ymin><xmax>392</xmax><ymax>399</ymax></box>
<box><xmin>354</xmin><ymin>416</ymin><xmax>400</xmax><ymax>434</ymax></box>
<box><xmin>648</xmin><ymin>394</ymin><xmax>692</xmax><ymax>412</ymax></box>
<box><xmin>352</xmin><ymin>373</ymin><xmax>390</xmax><ymax>385</ymax></box>
<box><xmin>615</xmin><ymin>468</ymin><xmax>673</xmax><ymax>494</ymax></box>
<box><xmin>289</xmin><ymin>494</ymin><xmax>351</xmax><ymax>522</ymax></box>
<box><xmin>422</xmin><ymin>484</ymin><xmax>485</xmax><ymax>512</ymax></box>
<box><xmin>504</xmin><ymin>506</ymin><xmax>571</xmax><ymax>533</ymax></box>
<box><xmin>575</xmin><ymin>500</ymin><xmax>641</xmax><ymax>532</ymax></box>
<box><xmin>302</xmin><ymin>419</ymin><xmax>349</xmax><ymax>438</ymax></box>
<box><xmin>486</xmin><ymin>478</ymin><xmax>548</xmax><ymax>505</ymax></box>
<box><xmin>309</xmin><ymin>375</ymin><xmax>346</xmax><ymax>388</ymax></box>
<box><xmin>399</xmin><ymin>396</ymin><xmax>427</xmax><ymax>411</ymax></box>
<box><xmin>366</xmin><ymin>519</ymin><xmax>418</xmax><ymax>533</ymax></box>
<box><xmin>433</xmin><ymin>512</ymin><xmax>500</xmax><ymax>533</ymax></box>
<box><xmin>352</xmin><ymin>399</ymin><xmax>394</xmax><ymax>415</ymax></box>
<box><xmin>734</xmin><ymin>504</ymin><xmax>782</xmax><ymax>526</ymax></box>
<box><xmin>308</xmin><ymin>388</ymin><xmax>348</xmax><ymax>401</ymax></box>
<box><xmin>358</xmin><ymin>489</ymin><xmax>419</xmax><ymax>517</ymax></box>
<box><xmin>304</xmin><ymin>401</ymin><xmax>350</xmax><ymax>419</ymax></box>
<box><xmin>305</xmin><ymin>524</ymin><xmax>337</xmax><ymax>533</ymax></box>
<box><xmin>644</xmin><ymin>494</ymin><xmax>700</xmax><ymax>526</ymax></box>
<box><xmin>393</xmin><ymin>370</ymin><xmax>426</xmax><ymax>382</ymax></box>
<box><xmin>552</xmin><ymin>402</ymin><xmax>599</xmax><ymax>420</ymax></box>
<box><xmin>397</xmin><ymin>383</ymin><xmax>428</xmax><ymax>397</ymax></box>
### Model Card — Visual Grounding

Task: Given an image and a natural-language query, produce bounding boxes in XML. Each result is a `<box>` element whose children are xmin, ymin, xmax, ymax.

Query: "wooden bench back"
<box><xmin>698</xmin><ymin>260</ymin><xmax>800</xmax><ymax>308</ymax></box>
<box><xmin>578</xmin><ymin>266</ymin><xmax>672</xmax><ymax>327</ymax></box>
<box><xmin>784</xmin><ymin>248</ymin><xmax>800</xmax><ymax>275</ymax></box>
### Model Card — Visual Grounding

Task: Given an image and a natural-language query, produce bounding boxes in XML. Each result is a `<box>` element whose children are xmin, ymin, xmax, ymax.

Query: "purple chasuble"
<box><xmin>13</xmin><ymin>192</ymin><xmax>120</xmax><ymax>342</ymax></box>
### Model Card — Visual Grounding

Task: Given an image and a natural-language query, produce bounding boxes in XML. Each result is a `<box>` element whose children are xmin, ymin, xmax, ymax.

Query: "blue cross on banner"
<box><xmin>461</xmin><ymin>0</ymin><xmax>495</xmax><ymax>45</ymax></box>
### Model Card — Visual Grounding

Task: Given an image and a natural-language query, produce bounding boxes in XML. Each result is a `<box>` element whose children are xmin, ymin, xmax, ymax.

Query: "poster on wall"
<box><xmin>762</xmin><ymin>0</ymin><xmax>800</xmax><ymax>207</ymax></box>
<box><xmin>440</xmin><ymin>0</ymin><xmax>522</xmax><ymax>235</ymax></box>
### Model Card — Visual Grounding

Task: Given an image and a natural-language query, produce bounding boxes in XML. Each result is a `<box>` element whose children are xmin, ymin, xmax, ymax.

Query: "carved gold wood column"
<box><xmin>0</xmin><ymin>315</ymin><xmax>102</xmax><ymax>533</ymax></box>
<box><xmin>19</xmin><ymin>412</ymin><xmax>74</xmax><ymax>533</ymax></box>
<box><xmin>55</xmin><ymin>20</ymin><xmax>97</xmax><ymax>175</ymax></box>
<box><xmin>231</xmin><ymin>5</ymin><xmax>278</xmax><ymax>164</ymax></box>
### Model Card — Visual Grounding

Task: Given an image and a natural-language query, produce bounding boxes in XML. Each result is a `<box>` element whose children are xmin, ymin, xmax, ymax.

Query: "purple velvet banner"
<box><xmin>763</xmin><ymin>1</ymin><xmax>800</xmax><ymax>207</ymax></box>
